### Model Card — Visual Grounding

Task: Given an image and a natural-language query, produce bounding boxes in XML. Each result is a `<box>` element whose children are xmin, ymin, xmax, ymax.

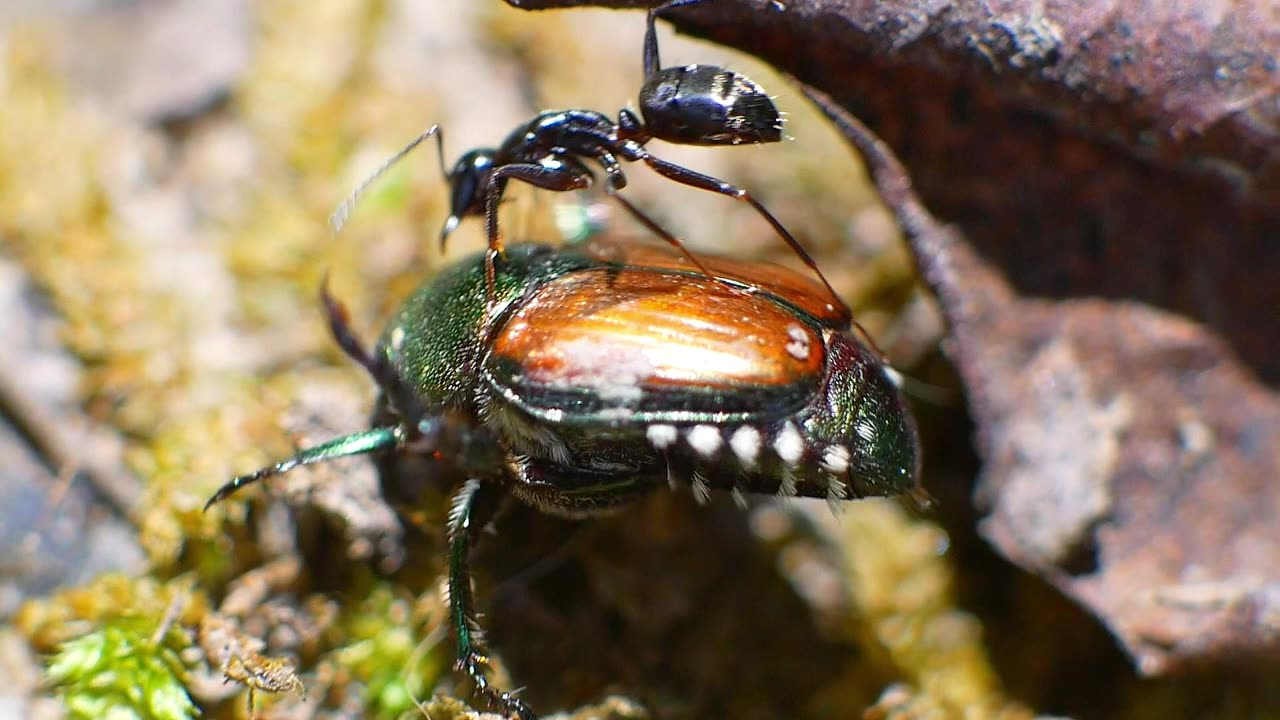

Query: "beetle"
<box><xmin>330</xmin><ymin>0</ymin><xmax>851</xmax><ymax>324</ymax></box>
<box><xmin>205</xmin><ymin>239</ymin><xmax>922</xmax><ymax>719</ymax></box>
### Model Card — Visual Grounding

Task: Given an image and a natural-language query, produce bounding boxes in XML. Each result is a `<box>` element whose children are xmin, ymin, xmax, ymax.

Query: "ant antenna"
<box><xmin>330</xmin><ymin>124</ymin><xmax>450</xmax><ymax>234</ymax></box>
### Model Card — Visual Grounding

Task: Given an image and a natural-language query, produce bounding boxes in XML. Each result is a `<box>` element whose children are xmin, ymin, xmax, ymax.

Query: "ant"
<box><xmin>332</xmin><ymin>0</ymin><xmax>852</xmax><ymax>323</ymax></box>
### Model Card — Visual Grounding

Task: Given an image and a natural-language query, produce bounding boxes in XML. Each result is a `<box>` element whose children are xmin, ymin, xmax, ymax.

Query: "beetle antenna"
<box><xmin>318</xmin><ymin>274</ymin><xmax>382</xmax><ymax>379</ymax></box>
<box><xmin>330</xmin><ymin>125</ymin><xmax>448</xmax><ymax>233</ymax></box>
<box><xmin>204</xmin><ymin>427</ymin><xmax>400</xmax><ymax>510</ymax></box>
<box><xmin>883</xmin><ymin>367</ymin><xmax>958</xmax><ymax>407</ymax></box>
<box><xmin>904</xmin><ymin>486</ymin><xmax>937</xmax><ymax>513</ymax></box>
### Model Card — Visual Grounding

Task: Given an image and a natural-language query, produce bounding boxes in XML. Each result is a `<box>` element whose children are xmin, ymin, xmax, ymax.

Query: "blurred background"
<box><xmin>0</xmin><ymin>1</ymin><xmax>1270</xmax><ymax>719</ymax></box>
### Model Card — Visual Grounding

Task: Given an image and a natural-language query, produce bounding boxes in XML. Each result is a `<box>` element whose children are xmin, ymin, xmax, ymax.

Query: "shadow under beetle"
<box><xmin>331</xmin><ymin>0</ymin><xmax>852</xmax><ymax>324</ymax></box>
<box><xmin>205</xmin><ymin>238</ymin><xmax>922</xmax><ymax>719</ymax></box>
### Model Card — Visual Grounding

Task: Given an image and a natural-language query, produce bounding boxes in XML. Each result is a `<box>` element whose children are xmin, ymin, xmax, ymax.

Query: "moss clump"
<box><xmin>15</xmin><ymin>575</ymin><xmax>206</xmax><ymax>652</ymax></box>
<box><xmin>16</xmin><ymin>577</ymin><xmax>205</xmax><ymax>719</ymax></box>
<box><xmin>330</xmin><ymin>583</ymin><xmax>452</xmax><ymax>719</ymax></box>
<box><xmin>47</xmin><ymin>621</ymin><xmax>196</xmax><ymax>720</ymax></box>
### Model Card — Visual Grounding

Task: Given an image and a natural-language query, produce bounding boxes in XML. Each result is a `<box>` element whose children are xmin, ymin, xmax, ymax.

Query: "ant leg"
<box><xmin>595</xmin><ymin>152</ymin><xmax>738</xmax><ymax>288</ymax></box>
<box><xmin>481</xmin><ymin>160</ymin><xmax>593</xmax><ymax>304</ymax></box>
<box><xmin>645</xmin><ymin>0</ymin><xmax>707</xmax><ymax>77</ymax></box>
<box><xmin>447</xmin><ymin>479</ymin><xmax>536</xmax><ymax>720</ymax></box>
<box><xmin>638</xmin><ymin>151</ymin><xmax>853</xmax><ymax>323</ymax></box>
<box><xmin>604</xmin><ymin>186</ymin><xmax>751</xmax><ymax>296</ymax></box>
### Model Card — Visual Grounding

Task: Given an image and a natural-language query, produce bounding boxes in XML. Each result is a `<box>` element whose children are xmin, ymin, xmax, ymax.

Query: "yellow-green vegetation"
<box><xmin>330</xmin><ymin>583</ymin><xmax>451</xmax><ymax>719</ymax></box>
<box><xmin>48</xmin><ymin>622</ymin><xmax>196</xmax><ymax>720</ymax></box>
<box><xmin>829</xmin><ymin>503</ymin><xmax>1028</xmax><ymax>719</ymax></box>
<box><xmin>15</xmin><ymin>575</ymin><xmax>206</xmax><ymax>652</ymax></box>
<box><xmin>16</xmin><ymin>576</ymin><xmax>204</xmax><ymax>720</ymax></box>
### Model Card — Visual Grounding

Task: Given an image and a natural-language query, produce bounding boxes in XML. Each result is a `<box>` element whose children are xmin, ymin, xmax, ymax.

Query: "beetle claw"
<box><xmin>458</xmin><ymin>652</ymin><xmax>536</xmax><ymax>719</ymax></box>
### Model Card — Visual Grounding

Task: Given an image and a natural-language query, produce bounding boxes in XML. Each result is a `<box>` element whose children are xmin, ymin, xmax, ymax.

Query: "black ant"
<box><xmin>333</xmin><ymin>0</ymin><xmax>851</xmax><ymax>323</ymax></box>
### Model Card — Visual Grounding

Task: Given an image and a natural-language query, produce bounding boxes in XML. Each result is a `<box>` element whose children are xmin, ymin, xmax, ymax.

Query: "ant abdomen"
<box><xmin>640</xmin><ymin>64</ymin><xmax>783</xmax><ymax>146</ymax></box>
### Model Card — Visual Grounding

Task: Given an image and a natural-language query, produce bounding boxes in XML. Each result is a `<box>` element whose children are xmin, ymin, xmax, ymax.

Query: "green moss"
<box><xmin>331</xmin><ymin>583</ymin><xmax>452</xmax><ymax>719</ymax></box>
<box><xmin>47</xmin><ymin>621</ymin><xmax>196</xmax><ymax>720</ymax></box>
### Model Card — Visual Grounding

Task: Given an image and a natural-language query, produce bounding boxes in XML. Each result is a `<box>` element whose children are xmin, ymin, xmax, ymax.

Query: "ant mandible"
<box><xmin>332</xmin><ymin>0</ymin><xmax>851</xmax><ymax>323</ymax></box>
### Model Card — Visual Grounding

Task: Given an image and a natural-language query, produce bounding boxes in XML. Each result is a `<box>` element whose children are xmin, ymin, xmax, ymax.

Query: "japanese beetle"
<box><xmin>205</xmin><ymin>239</ymin><xmax>922</xmax><ymax>719</ymax></box>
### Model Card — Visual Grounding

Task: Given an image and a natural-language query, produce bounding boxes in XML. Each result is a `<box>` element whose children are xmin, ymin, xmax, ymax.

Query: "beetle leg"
<box><xmin>446</xmin><ymin>479</ymin><xmax>536</xmax><ymax>720</ymax></box>
<box><xmin>636</xmin><ymin>150</ymin><xmax>854</xmax><ymax>324</ymax></box>
<box><xmin>204</xmin><ymin>427</ymin><xmax>400</xmax><ymax>510</ymax></box>
<box><xmin>508</xmin><ymin>457</ymin><xmax>656</xmax><ymax>516</ymax></box>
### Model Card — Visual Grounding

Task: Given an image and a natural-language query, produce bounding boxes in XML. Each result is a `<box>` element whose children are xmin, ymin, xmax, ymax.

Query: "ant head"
<box><xmin>441</xmin><ymin>148</ymin><xmax>497</xmax><ymax>243</ymax></box>
<box><xmin>638</xmin><ymin>64</ymin><xmax>783</xmax><ymax>146</ymax></box>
